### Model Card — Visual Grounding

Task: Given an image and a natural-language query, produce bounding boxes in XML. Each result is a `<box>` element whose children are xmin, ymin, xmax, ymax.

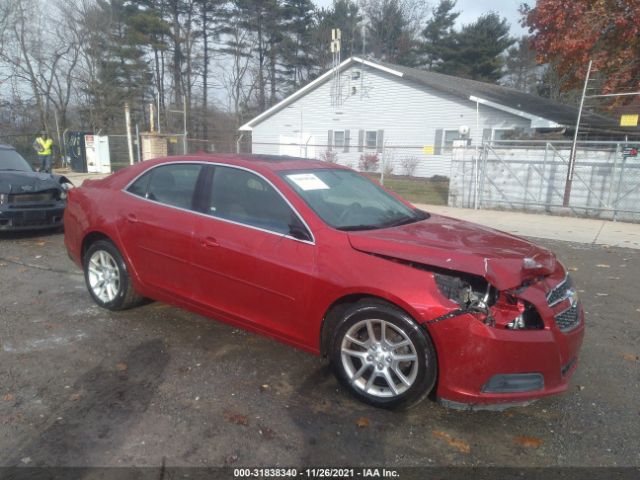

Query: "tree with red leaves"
<box><xmin>522</xmin><ymin>0</ymin><xmax>640</xmax><ymax>95</ymax></box>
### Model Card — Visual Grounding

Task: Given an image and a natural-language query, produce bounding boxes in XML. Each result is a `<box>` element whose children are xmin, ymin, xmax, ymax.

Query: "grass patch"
<box><xmin>366</xmin><ymin>174</ymin><xmax>450</xmax><ymax>205</ymax></box>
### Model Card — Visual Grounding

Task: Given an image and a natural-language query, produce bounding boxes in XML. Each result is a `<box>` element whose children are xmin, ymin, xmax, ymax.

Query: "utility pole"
<box><xmin>124</xmin><ymin>103</ymin><xmax>135</xmax><ymax>166</ymax></box>
<box><xmin>563</xmin><ymin>60</ymin><xmax>592</xmax><ymax>207</ymax></box>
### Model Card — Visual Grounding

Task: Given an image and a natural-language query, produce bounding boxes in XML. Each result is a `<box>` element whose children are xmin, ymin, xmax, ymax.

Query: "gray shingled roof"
<box><xmin>373</xmin><ymin>59</ymin><xmax>618</xmax><ymax>130</ymax></box>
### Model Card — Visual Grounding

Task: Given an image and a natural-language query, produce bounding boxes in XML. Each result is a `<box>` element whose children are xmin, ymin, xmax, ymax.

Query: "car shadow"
<box><xmin>2</xmin><ymin>339</ymin><xmax>170</xmax><ymax>470</ymax></box>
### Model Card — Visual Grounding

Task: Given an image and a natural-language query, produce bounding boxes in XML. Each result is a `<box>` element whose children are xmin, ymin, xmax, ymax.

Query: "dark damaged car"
<box><xmin>0</xmin><ymin>144</ymin><xmax>73</xmax><ymax>231</ymax></box>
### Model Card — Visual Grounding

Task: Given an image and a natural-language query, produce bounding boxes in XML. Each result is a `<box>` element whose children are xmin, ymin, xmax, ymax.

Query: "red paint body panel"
<box><xmin>64</xmin><ymin>154</ymin><xmax>585</xmax><ymax>406</ymax></box>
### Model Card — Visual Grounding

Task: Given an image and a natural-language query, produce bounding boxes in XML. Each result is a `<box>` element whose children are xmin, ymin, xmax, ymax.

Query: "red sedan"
<box><xmin>64</xmin><ymin>154</ymin><xmax>584</xmax><ymax>409</ymax></box>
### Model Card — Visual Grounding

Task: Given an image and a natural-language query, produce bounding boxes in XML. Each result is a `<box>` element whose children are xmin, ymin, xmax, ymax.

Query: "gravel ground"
<box><xmin>0</xmin><ymin>230</ymin><xmax>638</xmax><ymax>468</ymax></box>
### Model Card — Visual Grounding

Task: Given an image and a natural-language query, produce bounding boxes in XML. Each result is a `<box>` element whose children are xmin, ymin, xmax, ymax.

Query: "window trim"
<box><xmin>122</xmin><ymin>160</ymin><xmax>315</xmax><ymax>245</ymax></box>
<box><xmin>442</xmin><ymin>129</ymin><xmax>461</xmax><ymax>150</ymax></box>
<box><xmin>364</xmin><ymin>130</ymin><xmax>377</xmax><ymax>150</ymax></box>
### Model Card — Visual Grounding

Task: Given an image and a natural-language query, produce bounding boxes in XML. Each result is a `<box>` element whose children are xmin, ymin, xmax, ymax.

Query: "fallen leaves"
<box><xmin>432</xmin><ymin>430</ymin><xmax>470</xmax><ymax>454</ymax></box>
<box><xmin>69</xmin><ymin>393</ymin><xmax>82</xmax><ymax>401</ymax></box>
<box><xmin>2</xmin><ymin>394</ymin><xmax>15</xmax><ymax>402</ymax></box>
<box><xmin>622</xmin><ymin>353</ymin><xmax>639</xmax><ymax>362</ymax></box>
<box><xmin>224</xmin><ymin>411</ymin><xmax>249</xmax><ymax>426</ymax></box>
<box><xmin>514</xmin><ymin>436</ymin><xmax>544</xmax><ymax>448</ymax></box>
<box><xmin>259</xmin><ymin>384</ymin><xmax>270</xmax><ymax>393</ymax></box>
<box><xmin>568</xmin><ymin>267</ymin><xmax>579</xmax><ymax>272</ymax></box>
<box><xmin>355</xmin><ymin>417</ymin><xmax>370</xmax><ymax>428</ymax></box>
<box><xmin>259</xmin><ymin>427</ymin><xmax>275</xmax><ymax>440</ymax></box>
<box><xmin>115</xmin><ymin>362</ymin><xmax>128</xmax><ymax>371</ymax></box>
<box><xmin>596</xmin><ymin>264</ymin><xmax>610</xmax><ymax>268</ymax></box>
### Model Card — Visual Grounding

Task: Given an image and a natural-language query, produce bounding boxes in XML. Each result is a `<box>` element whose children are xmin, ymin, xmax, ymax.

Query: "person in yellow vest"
<box><xmin>34</xmin><ymin>131</ymin><xmax>54</xmax><ymax>173</ymax></box>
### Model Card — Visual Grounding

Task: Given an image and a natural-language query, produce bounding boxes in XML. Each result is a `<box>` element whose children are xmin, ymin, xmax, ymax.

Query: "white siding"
<box><xmin>249</xmin><ymin>65</ymin><xmax>532</xmax><ymax>178</ymax></box>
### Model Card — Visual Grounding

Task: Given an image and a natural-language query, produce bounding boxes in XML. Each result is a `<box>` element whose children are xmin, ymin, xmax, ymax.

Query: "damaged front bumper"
<box><xmin>0</xmin><ymin>203</ymin><xmax>65</xmax><ymax>231</ymax></box>
<box><xmin>424</xmin><ymin>268</ymin><xmax>585</xmax><ymax>408</ymax></box>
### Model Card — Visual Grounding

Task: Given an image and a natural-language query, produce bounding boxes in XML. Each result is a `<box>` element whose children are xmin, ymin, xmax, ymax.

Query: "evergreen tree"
<box><xmin>435</xmin><ymin>12</ymin><xmax>515</xmax><ymax>82</ymax></box>
<box><xmin>84</xmin><ymin>0</ymin><xmax>159</xmax><ymax>130</ymax></box>
<box><xmin>281</xmin><ymin>0</ymin><xmax>316</xmax><ymax>92</ymax></box>
<box><xmin>420</xmin><ymin>0</ymin><xmax>459</xmax><ymax>69</ymax></box>
<box><xmin>364</xmin><ymin>0</ymin><xmax>420</xmax><ymax>65</ymax></box>
<box><xmin>501</xmin><ymin>36</ymin><xmax>541</xmax><ymax>93</ymax></box>
<box><xmin>309</xmin><ymin>1</ymin><xmax>362</xmax><ymax>76</ymax></box>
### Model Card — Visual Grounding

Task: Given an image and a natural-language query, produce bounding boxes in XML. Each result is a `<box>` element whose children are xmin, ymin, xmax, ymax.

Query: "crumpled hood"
<box><xmin>0</xmin><ymin>171</ymin><xmax>62</xmax><ymax>194</ymax></box>
<box><xmin>348</xmin><ymin>213</ymin><xmax>556</xmax><ymax>290</ymax></box>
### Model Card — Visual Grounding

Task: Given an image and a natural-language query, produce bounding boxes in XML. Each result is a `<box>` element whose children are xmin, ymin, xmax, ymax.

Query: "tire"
<box><xmin>329</xmin><ymin>301</ymin><xmax>437</xmax><ymax>410</ymax></box>
<box><xmin>84</xmin><ymin>240</ymin><xmax>144</xmax><ymax>311</ymax></box>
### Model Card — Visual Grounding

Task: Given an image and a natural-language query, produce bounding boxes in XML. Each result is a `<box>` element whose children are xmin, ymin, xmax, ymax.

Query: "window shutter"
<box><xmin>344</xmin><ymin>130</ymin><xmax>350</xmax><ymax>153</ymax></box>
<box><xmin>434</xmin><ymin>129</ymin><xmax>443</xmax><ymax>155</ymax></box>
<box><xmin>327</xmin><ymin>130</ymin><xmax>333</xmax><ymax>151</ymax></box>
<box><xmin>358</xmin><ymin>129</ymin><xmax>364</xmax><ymax>152</ymax></box>
<box><xmin>482</xmin><ymin>128</ymin><xmax>492</xmax><ymax>143</ymax></box>
<box><xmin>376</xmin><ymin>130</ymin><xmax>384</xmax><ymax>153</ymax></box>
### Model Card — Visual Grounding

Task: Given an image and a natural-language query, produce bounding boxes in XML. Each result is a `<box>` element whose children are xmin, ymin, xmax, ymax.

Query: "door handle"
<box><xmin>201</xmin><ymin>236</ymin><xmax>219</xmax><ymax>248</ymax></box>
<box><xmin>126</xmin><ymin>213</ymin><xmax>138</xmax><ymax>223</ymax></box>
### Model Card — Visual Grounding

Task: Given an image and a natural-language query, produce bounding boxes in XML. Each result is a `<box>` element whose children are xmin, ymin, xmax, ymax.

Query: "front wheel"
<box><xmin>329</xmin><ymin>301</ymin><xmax>437</xmax><ymax>409</ymax></box>
<box><xmin>84</xmin><ymin>240</ymin><xmax>143</xmax><ymax>311</ymax></box>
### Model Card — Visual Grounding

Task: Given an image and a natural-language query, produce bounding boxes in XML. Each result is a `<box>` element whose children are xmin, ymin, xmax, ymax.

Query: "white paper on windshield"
<box><xmin>287</xmin><ymin>173</ymin><xmax>330</xmax><ymax>191</ymax></box>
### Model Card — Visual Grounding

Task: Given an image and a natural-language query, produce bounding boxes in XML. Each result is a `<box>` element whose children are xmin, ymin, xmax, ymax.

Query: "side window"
<box><xmin>127</xmin><ymin>172</ymin><xmax>151</xmax><ymax>197</ymax></box>
<box><xmin>145</xmin><ymin>164</ymin><xmax>203</xmax><ymax>209</ymax></box>
<box><xmin>209</xmin><ymin>166</ymin><xmax>302</xmax><ymax>236</ymax></box>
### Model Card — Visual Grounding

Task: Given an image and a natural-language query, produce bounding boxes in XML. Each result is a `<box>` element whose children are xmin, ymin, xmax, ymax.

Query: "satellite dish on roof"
<box><xmin>458</xmin><ymin>125</ymin><xmax>470</xmax><ymax>137</ymax></box>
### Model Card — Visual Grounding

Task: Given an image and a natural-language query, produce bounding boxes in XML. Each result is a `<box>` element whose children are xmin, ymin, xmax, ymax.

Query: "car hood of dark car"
<box><xmin>347</xmin><ymin>213</ymin><xmax>557</xmax><ymax>290</ymax></box>
<box><xmin>0</xmin><ymin>171</ymin><xmax>64</xmax><ymax>194</ymax></box>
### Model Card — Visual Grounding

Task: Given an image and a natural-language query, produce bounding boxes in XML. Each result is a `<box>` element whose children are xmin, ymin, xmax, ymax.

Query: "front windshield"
<box><xmin>0</xmin><ymin>149</ymin><xmax>33</xmax><ymax>172</ymax></box>
<box><xmin>281</xmin><ymin>169</ymin><xmax>428</xmax><ymax>231</ymax></box>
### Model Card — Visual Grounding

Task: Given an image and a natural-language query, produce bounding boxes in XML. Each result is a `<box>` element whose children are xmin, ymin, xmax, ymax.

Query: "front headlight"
<box><xmin>0</xmin><ymin>193</ymin><xmax>7</xmax><ymax>205</ymax></box>
<box><xmin>506</xmin><ymin>301</ymin><xmax>544</xmax><ymax>330</ymax></box>
<box><xmin>434</xmin><ymin>272</ymin><xmax>495</xmax><ymax>309</ymax></box>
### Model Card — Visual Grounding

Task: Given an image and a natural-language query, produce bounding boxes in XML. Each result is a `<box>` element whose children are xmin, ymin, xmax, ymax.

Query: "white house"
<box><xmin>239</xmin><ymin>57</ymin><xmax>614</xmax><ymax>178</ymax></box>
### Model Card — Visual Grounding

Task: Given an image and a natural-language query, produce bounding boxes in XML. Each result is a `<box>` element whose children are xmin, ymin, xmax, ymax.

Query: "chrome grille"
<box><xmin>555</xmin><ymin>303</ymin><xmax>580</xmax><ymax>332</ymax></box>
<box><xmin>547</xmin><ymin>275</ymin><xmax>573</xmax><ymax>306</ymax></box>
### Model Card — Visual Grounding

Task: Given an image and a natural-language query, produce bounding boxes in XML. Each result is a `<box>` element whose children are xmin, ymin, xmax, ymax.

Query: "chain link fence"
<box><xmin>6</xmin><ymin>131</ymin><xmax>639</xmax><ymax>221</ymax></box>
<box><xmin>449</xmin><ymin>140</ymin><xmax>640</xmax><ymax>222</ymax></box>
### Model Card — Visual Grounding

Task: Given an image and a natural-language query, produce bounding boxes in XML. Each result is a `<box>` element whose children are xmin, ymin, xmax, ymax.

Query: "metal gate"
<box><xmin>449</xmin><ymin>140</ymin><xmax>640</xmax><ymax>223</ymax></box>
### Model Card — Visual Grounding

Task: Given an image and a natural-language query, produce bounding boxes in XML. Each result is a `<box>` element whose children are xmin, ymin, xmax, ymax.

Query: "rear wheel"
<box><xmin>329</xmin><ymin>301</ymin><xmax>437</xmax><ymax>409</ymax></box>
<box><xmin>84</xmin><ymin>240</ymin><xmax>143</xmax><ymax>310</ymax></box>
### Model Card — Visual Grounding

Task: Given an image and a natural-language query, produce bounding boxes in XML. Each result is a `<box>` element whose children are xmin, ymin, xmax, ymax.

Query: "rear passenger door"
<box><xmin>120</xmin><ymin>163</ymin><xmax>205</xmax><ymax>298</ymax></box>
<box><xmin>191</xmin><ymin>165</ymin><xmax>317</xmax><ymax>343</ymax></box>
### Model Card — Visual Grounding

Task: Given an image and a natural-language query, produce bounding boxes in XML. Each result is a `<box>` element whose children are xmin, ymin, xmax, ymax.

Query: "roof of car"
<box><xmin>187</xmin><ymin>153</ymin><xmax>344</xmax><ymax>172</ymax></box>
<box><xmin>0</xmin><ymin>144</ymin><xmax>16</xmax><ymax>150</ymax></box>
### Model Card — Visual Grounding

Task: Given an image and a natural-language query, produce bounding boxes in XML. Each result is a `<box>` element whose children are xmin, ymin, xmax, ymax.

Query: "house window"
<box><xmin>443</xmin><ymin>129</ymin><xmax>460</xmax><ymax>149</ymax></box>
<box><xmin>493</xmin><ymin>129</ymin><xmax>514</xmax><ymax>141</ymax></box>
<box><xmin>334</xmin><ymin>131</ymin><xmax>345</xmax><ymax>149</ymax></box>
<box><xmin>365</xmin><ymin>131</ymin><xmax>377</xmax><ymax>149</ymax></box>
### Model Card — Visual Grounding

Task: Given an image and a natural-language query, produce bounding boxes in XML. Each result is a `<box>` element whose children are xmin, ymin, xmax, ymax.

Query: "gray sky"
<box><xmin>313</xmin><ymin>0</ymin><xmax>529</xmax><ymax>37</ymax></box>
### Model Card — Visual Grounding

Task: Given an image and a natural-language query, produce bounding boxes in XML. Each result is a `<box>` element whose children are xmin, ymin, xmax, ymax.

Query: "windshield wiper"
<box><xmin>380</xmin><ymin>210</ymin><xmax>429</xmax><ymax>228</ymax></box>
<box><xmin>336</xmin><ymin>224</ymin><xmax>383</xmax><ymax>231</ymax></box>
